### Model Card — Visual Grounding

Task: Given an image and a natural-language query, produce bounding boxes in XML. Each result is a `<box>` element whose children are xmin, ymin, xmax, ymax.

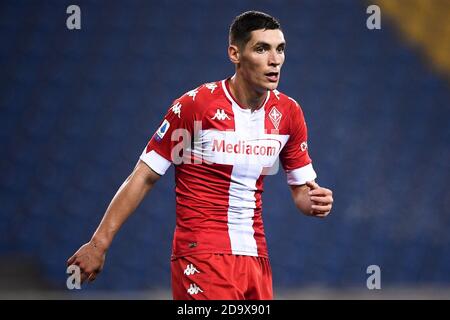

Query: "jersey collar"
<box><xmin>222</xmin><ymin>77</ymin><xmax>271</xmax><ymax>114</ymax></box>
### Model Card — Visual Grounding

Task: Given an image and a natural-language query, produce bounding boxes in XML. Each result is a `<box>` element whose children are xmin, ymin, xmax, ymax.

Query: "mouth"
<box><xmin>264</xmin><ymin>72</ymin><xmax>279</xmax><ymax>82</ymax></box>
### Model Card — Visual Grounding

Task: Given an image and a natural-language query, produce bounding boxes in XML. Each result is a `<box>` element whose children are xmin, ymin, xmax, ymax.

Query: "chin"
<box><xmin>265</xmin><ymin>82</ymin><xmax>279</xmax><ymax>91</ymax></box>
<box><xmin>254</xmin><ymin>80</ymin><xmax>279</xmax><ymax>93</ymax></box>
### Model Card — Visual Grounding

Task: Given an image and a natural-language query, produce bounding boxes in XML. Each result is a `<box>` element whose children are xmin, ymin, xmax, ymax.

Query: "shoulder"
<box><xmin>171</xmin><ymin>80</ymin><xmax>223</xmax><ymax>116</ymax></box>
<box><xmin>270</xmin><ymin>89</ymin><xmax>304</xmax><ymax>116</ymax></box>
<box><xmin>176</xmin><ymin>81</ymin><xmax>222</xmax><ymax>104</ymax></box>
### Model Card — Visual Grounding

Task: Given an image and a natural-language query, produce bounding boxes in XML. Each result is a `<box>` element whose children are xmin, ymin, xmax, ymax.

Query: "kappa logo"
<box><xmin>268</xmin><ymin>106</ymin><xmax>282</xmax><ymax>129</ymax></box>
<box><xmin>205</xmin><ymin>83</ymin><xmax>217</xmax><ymax>93</ymax></box>
<box><xmin>171</xmin><ymin>102</ymin><xmax>182</xmax><ymax>118</ymax></box>
<box><xmin>187</xmin><ymin>283</ymin><xmax>203</xmax><ymax>295</ymax></box>
<box><xmin>183</xmin><ymin>264</ymin><xmax>200</xmax><ymax>276</ymax></box>
<box><xmin>212</xmin><ymin>109</ymin><xmax>230</xmax><ymax>121</ymax></box>
<box><xmin>155</xmin><ymin>119</ymin><xmax>170</xmax><ymax>141</ymax></box>
<box><xmin>186</xmin><ymin>89</ymin><xmax>198</xmax><ymax>101</ymax></box>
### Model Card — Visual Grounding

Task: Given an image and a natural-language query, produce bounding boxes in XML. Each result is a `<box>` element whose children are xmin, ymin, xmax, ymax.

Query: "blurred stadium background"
<box><xmin>0</xmin><ymin>0</ymin><xmax>449</xmax><ymax>299</ymax></box>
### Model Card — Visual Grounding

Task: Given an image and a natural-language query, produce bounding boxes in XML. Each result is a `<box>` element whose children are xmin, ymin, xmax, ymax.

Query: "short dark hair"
<box><xmin>229</xmin><ymin>11</ymin><xmax>281</xmax><ymax>48</ymax></box>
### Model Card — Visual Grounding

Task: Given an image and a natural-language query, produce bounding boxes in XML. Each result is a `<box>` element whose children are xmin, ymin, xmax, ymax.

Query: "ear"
<box><xmin>228</xmin><ymin>44</ymin><xmax>240</xmax><ymax>64</ymax></box>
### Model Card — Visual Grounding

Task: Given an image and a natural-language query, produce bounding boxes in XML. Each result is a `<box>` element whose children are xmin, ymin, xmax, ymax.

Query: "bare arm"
<box><xmin>290</xmin><ymin>181</ymin><xmax>333</xmax><ymax>218</ymax></box>
<box><xmin>67</xmin><ymin>160</ymin><xmax>161</xmax><ymax>283</ymax></box>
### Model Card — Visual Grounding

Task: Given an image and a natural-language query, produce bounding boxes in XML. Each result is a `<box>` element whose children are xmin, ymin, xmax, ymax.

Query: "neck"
<box><xmin>228</xmin><ymin>74</ymin><xmax>268</xmax><ymax>111</ymax></box>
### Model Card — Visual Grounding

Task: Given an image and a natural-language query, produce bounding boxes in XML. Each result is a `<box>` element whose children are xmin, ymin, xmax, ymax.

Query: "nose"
<box><xmin>268</xmin><ymin>49</ymin><xmax>282</xmax><ymax>67</ymax></box>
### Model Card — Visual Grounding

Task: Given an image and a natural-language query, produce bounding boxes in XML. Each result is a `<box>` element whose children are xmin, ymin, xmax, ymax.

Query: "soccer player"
<box><xmin>67</xmin><ymin>11</ymin><xmax>333</xmax><ymax>300</ymax></box>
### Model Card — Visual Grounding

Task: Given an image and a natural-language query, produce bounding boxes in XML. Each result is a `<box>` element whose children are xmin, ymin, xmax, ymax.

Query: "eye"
<box><xmin>277</xmin><ymin>47</ymin><xmax>285</xmax><ymax>54</ymax></box>
<box><xmin>255</xmin><ymin>47</ymin><xmax>265</xmax><ymax>53</ymax></box>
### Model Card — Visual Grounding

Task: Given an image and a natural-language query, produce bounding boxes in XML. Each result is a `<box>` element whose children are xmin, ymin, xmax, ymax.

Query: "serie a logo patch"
<box><xmin>155</xmin><ymin>119</ymin><xmax>170</xmax><ymax>141</ymax></box>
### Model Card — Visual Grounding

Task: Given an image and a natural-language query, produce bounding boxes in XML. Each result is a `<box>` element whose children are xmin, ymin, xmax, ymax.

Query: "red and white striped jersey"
<box><xmin>140</xmin><ymin>78</ymin><xmax>316</xmax><ymax>258</ymax></box>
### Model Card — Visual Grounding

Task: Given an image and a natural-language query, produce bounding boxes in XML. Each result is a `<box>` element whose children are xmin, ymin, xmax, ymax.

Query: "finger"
<box><xmin>311</xmin><ymin>203</ymin><xmax>331</xmax><ymax>211</ymax></box>
<box><xmin>88</xmin><ymin>273</ymin><xmax>97</xmax><ymax>282</ymax></box>
<box><xmin>311</xmin><ymin>204</ymin><xmax>332</xmax><ymax>213</ymax></box>
<box><xmin>314</xmin><ymin>211</ymin><xmax>331</xmax><ymax>218</ymax></box>
<box><xmin>309</xmin><ymin>188</ymin><xmax>332</xmax><ymax>196</ymax></box>
<box><xmin>305</xmin><ymin>181</ymin><xmax>319</xmax><ymax>190</ymax></box>
<box><xmin>67</xmin><ymin>255</ymin><xmax>76</xmax><ymax>266</ymax></box>
<box><xmin>80</xmin><ymin>272</ymin><xmax>90</xmax><ymax>284</ymax></box>
<box><xmin>310</xmin><ymin>196</ymin><xmax>333</xmax><ymax>204</ymax></box>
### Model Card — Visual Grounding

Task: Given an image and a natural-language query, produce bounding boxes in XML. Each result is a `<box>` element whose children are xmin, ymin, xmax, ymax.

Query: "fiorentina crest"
<box><xmin>268</xmin><ymin>106</ymin><xmax>282</xmax><ymax>129</ymax></box>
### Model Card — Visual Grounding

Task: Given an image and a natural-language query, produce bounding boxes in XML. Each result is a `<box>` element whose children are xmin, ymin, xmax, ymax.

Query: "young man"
<box><xmin>67</xmin><ymin>11</ymin><xmax>333</xmax><ymax>300</ymax></box>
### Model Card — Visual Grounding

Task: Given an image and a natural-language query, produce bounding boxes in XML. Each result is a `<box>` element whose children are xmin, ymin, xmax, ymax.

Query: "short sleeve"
<box><xmin>140</xmin><ymin>96</ymin><xmax>194</xmax><ymax>175</ymax></box>
<box><xmin>279</xmin><ymin>100</ymin><xmax>317</xmax><ymax>185</ymax></box>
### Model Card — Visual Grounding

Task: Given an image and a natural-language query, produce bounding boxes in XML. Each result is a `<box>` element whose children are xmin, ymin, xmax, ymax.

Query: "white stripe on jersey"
<box><xmin>227</xmin><ymin>162</ymin><xmax>261</xmax><ymax>256</ymax></box>
<box><xmin>223</xmin><ymin>80</ymin><xmax>270</xmax><ymax>256</ymax></box>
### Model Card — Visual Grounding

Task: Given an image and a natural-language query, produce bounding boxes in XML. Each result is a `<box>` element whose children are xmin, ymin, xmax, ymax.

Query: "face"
<box><xmin>232</xmin><ymin>29</ymin><xmax>286</xmax><ymax>92</ymax></box>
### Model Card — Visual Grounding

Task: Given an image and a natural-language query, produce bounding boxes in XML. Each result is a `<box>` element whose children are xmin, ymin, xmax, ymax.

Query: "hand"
<box><xmin>305</xmin><ymin>181</ymin><xmax>333</xmax><ymax>218</ymax></box>
<box><xmin>67</xmin><ymin>240</ymin><xmax>106</xmax><ymax>284</ymax></box>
